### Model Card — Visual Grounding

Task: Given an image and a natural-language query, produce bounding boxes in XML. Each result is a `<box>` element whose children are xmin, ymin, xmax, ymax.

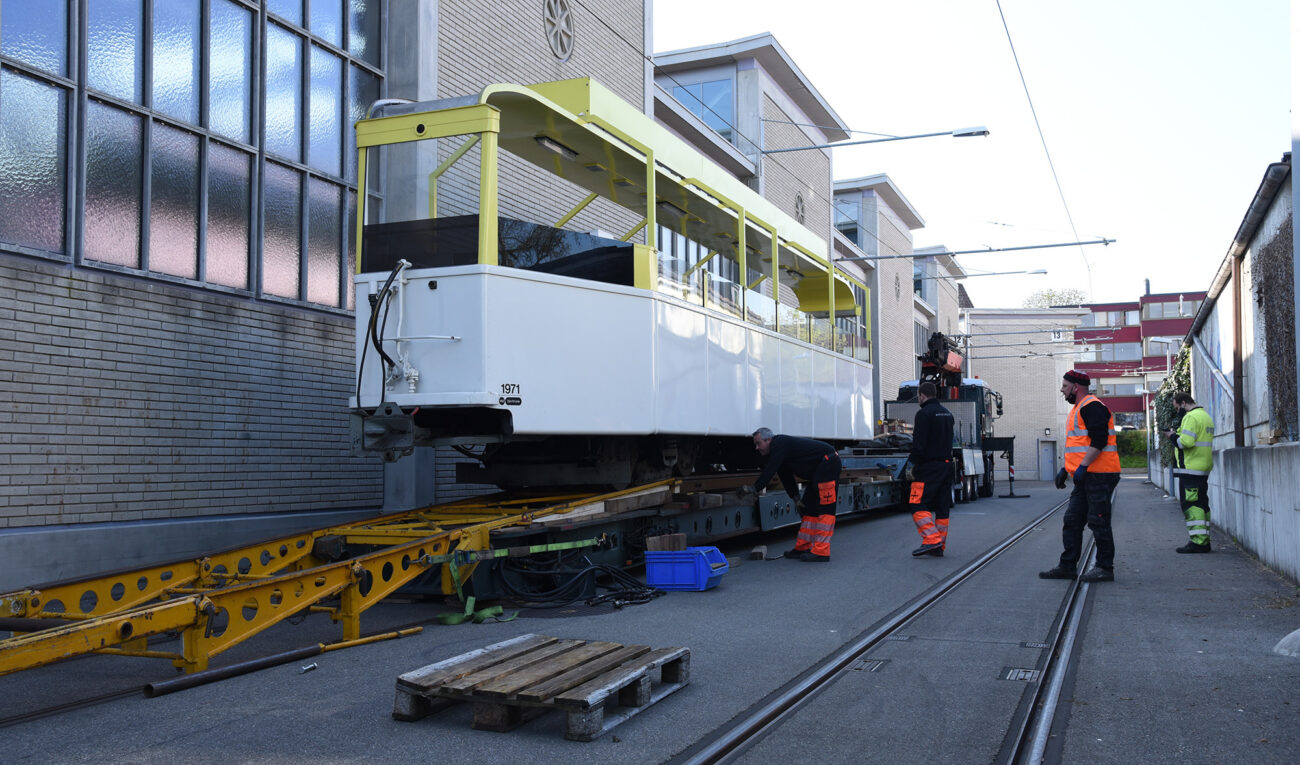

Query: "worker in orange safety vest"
<box><xmin>1040</xmin><ymin>369</ymin><xmax>1122</xmax><ymax>583</ymax></box>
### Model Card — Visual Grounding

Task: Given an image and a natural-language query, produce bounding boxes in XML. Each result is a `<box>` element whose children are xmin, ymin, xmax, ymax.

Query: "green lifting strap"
<box><xmin>434</xmin><ymin>558</ymin><xmax>518</xmax><ymax>625</ymax></box>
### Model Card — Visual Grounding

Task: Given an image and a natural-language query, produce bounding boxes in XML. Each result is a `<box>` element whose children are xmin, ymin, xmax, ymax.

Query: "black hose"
<box><xmin>493</xmin><ymin>551</ymin><xmax>663</xmax><ymax>610</ymax></box>
<box><xmin>356</xmin><ymin>262</ymin><xmax>404</xmax><ymax>410</ymax></box>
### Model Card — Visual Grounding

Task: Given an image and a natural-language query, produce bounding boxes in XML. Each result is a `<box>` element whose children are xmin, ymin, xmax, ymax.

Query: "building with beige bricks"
<box><xmin>960</xmin><ymin>307</ymin><xmax>1088</xmax><ymax>482</ymax></box>
<box><xmin>0</xmin><ymin>2</ymin><xmax>871</xmax><ymax>586</ymax></box>
<box><xmin>833</xmin><ymin>175</ymin><xmax>924</xmax><ymax>417</ymax></box>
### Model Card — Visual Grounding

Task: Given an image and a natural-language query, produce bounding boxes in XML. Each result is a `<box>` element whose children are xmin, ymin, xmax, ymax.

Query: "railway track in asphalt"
<box><xmin>672</xmin><ymin>498</ymin><xmax>1099</xmax><ymax>765</ymax></box>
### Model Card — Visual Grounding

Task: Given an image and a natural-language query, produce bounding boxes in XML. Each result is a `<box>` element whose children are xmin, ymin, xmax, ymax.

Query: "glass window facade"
<box><xmin>672</xmin><ymin>78</ymin><xmax>734</xmax><ymax>142</ymax></box>
<box><xmin>0</xmin><ymin>0</ymin><xmax>384</xmax><ymax>309</ymax></box>
<box><xmin>1143</xmin><ymin>299</ymin><xmax>1200</xmax><ymax>319</ymax></box>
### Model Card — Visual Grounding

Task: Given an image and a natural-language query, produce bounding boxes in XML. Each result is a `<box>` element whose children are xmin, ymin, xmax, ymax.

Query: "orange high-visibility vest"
<box><xmin>1063</xmin><ymin>394</ymin><xmax>1121</xmax><ymax>473</ymax></box>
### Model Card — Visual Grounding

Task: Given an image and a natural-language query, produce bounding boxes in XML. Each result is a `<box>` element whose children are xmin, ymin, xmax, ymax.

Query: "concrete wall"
<box><xmin>1212</xmin><ymin>443</ymin><xmax>1300</xmax><ymax>584</ymax></box>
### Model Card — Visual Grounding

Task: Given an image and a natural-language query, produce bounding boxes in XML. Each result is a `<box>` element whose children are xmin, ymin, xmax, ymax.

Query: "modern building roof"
<box><xmin>834</xmin><ymin>174</ymin><xmax>925</xmax><ymax>230</ymax></box>
<box><xmin>653</xmin><ymin>32</ymin><xmax>850</xmax><ymax>143</ymax></box>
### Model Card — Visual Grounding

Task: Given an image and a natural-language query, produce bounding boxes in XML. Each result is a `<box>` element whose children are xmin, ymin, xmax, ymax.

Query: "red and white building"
<box><xmin>1068</xmin><ymin>289</ymin><xmax>1208</xmax><ymax>428</ymax></box>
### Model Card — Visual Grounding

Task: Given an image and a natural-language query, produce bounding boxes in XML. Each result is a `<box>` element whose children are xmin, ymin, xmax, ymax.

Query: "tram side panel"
<box><xmin>353</xmin><ymin>265</ymin><xmax>874</xmax><ymax>450</ymax></box>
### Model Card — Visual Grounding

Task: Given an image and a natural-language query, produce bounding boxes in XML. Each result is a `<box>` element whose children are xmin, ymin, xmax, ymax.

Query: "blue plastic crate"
<box><xmin>645</xmin><ymin>546</ymin><xmax>729</xmax><ymax>591</ymax></box>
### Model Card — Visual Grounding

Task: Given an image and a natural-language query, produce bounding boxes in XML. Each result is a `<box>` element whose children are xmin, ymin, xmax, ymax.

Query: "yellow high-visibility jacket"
<box><xmin>1173</xmin><ymin>406</ymin><xmax>1214</xmax><ymax>476</ymax></box>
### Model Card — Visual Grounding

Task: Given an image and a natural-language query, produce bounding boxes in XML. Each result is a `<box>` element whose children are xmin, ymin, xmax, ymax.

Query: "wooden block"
<box><xmin>553</xmin><ymin>646</ymin><xmax>686</xmax><ymax>710</ymax></box>
<box><xmin>661</xmin><ymin>651</ymin><xmax>691</xmax><ymax>685</ymax></box>
<box><xmin>689</xmin><ymin>493</ymin><xmax>723</xmax><ymax>510</ymax></box>
<box><xmin>516</xmin><ymin>644</ymin><xmax>651</xmax><ymax>703</ymax></box>
<box><xmin>565</xmin><ymin>706</ymin><xmax>606</xmax><ymax>741</ymax></box>
<box><xmin>440</xmin><ymin>639</ymin><xmax>585</xmax><ymax>694</ymax></box>
<box><xmin>474</xmin><ymin>641</ymin><xmax>623</xmax><ymax>699</ymax></box>
<box><xmin>396</xmin><ymin>634</ymin><xmax>556</xmax><ymax>693</ymax></box>
<box><xmin>605</xmin><ymin>487</ymin><xmax>672</xmax><ymax>515</ymax></box>
<box><xmin>617</xmin><ymin>674</ymin><xmax>652</xmax><ymax>707</ymax></box>
<box><xmin>470</xmin><ymin>700</ymin><xmax>549</xmax><ymax>732</ymax></box>
<box><xmin>392</xmin><ymin>688</ymin><xmax>459</xmax><ymax>721</ymax></box>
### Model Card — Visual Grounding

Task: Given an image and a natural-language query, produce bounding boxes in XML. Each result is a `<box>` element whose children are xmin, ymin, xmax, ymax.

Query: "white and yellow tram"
<box><xmin>350</xmin><ymin>78</ymin><xmax>873</xmax><ymax>486</ymax></box>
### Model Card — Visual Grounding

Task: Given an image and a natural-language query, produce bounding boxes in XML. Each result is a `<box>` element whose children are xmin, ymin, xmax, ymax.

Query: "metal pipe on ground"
<box><xmin>144</xmin><ymin>627</ymin><xmax>423</xmax><ymax>697</ymax></box>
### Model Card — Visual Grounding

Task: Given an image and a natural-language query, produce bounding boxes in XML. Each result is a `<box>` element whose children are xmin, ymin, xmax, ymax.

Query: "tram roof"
<box><xmin>366</xmin><ymin>78</ymin><xmax>856</xmax><ymax>299</ymax></box>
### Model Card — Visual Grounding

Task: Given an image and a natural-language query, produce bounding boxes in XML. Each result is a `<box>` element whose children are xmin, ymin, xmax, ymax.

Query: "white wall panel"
<box><xmin>655</xmin><ymin>300</ymin><xmax>709</xmax><ymax>433</ymax></box>
<box><xmin>779</xmin><ymin>339</ymin><xmax>815</xmax><ymax>435</ymax></box>
<box><xmin>359</xmin><ymin>266</ymin><xmax>874</xmax><ymax>442</ymax></box>
<box><xmin>706</xmin><ymin>316</ymin><xmax>749</xmax><ymax>433</ymax></box>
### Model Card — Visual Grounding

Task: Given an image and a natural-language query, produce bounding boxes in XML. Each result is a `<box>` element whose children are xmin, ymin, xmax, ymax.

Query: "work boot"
<box><xmin>783</xmin><ymin>548</ymin><xmax>806</xmax><ymax>559</ymax></box>
<box><xmin>1176</xmin><ymin>541</ymin><xmax>1212</xmax><ymax>554</ymax></box>
<box><xmin>1079</xmin><ymin>566</ymin><xmax>1114</xmax><ymax>583</ymax></box>
<box><xmin>799</xmin><ymin>552</ymin><xmax>830</xmax><ymax>563</ymax></box>
<box><xmin>911</xmin><ymin>543</ymin><xmax>944</xmax><ymax>557</ymax></box>
<box><xmin>1038</xmin><ymin>565</ymin><xmax>1076</xmax><ymax>580</ymax></box>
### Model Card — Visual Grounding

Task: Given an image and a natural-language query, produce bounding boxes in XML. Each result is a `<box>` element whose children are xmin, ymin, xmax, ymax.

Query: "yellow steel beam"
<box><xmin>427</xmin><ymin>135</ymin><xmax>482</xmax><ymax>218</ymax></box>
<box><xmin>355</xmin><ymin>104</ymin><xmax>500</xmax><ymax>149</ymax></box>
<box><xmin>554</xmin><ymin>192</ymin><xmax>599</xmax><ymax>229</ymax></box>
<box><xmin>0</xmin><ymin>481</ymin><xmax>677</xmax><ymax>677</ymax></box>
<box><xmin>0</xmin><ymin>597</ymin><xmax>201</xmax><ymax>676</ymax></box>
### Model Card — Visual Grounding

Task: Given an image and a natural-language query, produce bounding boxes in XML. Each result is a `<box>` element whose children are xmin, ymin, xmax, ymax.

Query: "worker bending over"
<box><xmin>749</xmin><ymin>428</ymin><xmax>841</xmax><ymax>562</ymax></box>
<box><xmin>909</xmin><ymin>382</ymin><xmax>955</xmax><ymax>557</ymax></box>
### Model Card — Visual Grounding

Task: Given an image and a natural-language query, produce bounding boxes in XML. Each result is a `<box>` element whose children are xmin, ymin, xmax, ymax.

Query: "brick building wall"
<box><xmin>436</xmin><ymin>0</ymin><xmax>648</xmax><ymax>243</ymax></box>
<box><xmin>964</xmin><ymin>309</ymin><xmax>1084</xmax><ymax>480</ymax></box>
<box><xmin>873</xmin><ymin>200</ymin><xmax>918</xmax><ymax>411</ymax></box>
<box><xmin>760</xmin><ymin>96</ymin><xmax>831</xmax><ymax>244</ymax></box>
<box><xmin>0</xmin><ymin>257</ymin><xmax>381</xmax><ymax>529</ymax></box>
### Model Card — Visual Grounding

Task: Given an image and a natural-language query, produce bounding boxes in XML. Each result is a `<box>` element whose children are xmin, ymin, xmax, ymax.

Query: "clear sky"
<box><xmin>652</xmin><ymin>0</ymin><xmax>1291</xmax><ymax>308</ymax></box>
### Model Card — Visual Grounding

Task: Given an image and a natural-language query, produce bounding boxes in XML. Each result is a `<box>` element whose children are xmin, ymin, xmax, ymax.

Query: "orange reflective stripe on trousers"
<box><xmin>912</xmin><ymin>510</ymin><xmax>942</xmax><ymax>545</ymax></box>
<box><xmin>797</xmin><ymin>513</ymin><xmax>836</xmax><ymax>556</ymax></box>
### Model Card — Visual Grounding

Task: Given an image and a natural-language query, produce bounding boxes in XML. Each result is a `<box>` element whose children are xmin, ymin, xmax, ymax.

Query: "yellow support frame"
<box><xmin>0</xmin><ymin>481</ymin><xmax>675</xmax><ymax>676</ymax></box>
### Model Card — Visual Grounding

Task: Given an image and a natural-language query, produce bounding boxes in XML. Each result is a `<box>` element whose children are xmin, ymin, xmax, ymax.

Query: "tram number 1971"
<box><xmin>500</xmin><ymin>383</ymin><xmax>520</xmax><ymax>395</ymax></box>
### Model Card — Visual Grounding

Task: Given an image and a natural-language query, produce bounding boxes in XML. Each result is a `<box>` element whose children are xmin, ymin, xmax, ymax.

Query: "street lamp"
<box><xmin>836</xmin><ymin>238</ymin><xmax>1114</xmax><ymax>263</ymax></box>
<box><xmin>759</xmin><ymin>126</ymin><xmax>990</xmax><ymax>155</ymax></box>
<box><xmin>1147</xmin><ymin>336</ymin><xmax>1181</xmax><ymax>384</ymax></box>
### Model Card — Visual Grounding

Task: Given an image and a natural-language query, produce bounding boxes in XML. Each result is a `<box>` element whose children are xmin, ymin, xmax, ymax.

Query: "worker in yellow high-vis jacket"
<box><xmin>1165</xmin><ymin>391</ymin><xmax>1215</xmax><ymax>553</ymax></box>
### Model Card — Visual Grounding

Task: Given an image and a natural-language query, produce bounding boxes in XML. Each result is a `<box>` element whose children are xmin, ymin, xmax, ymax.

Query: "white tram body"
<box><xmin>349</xmin><ymin>79</ymin><xmax>874</xmax><ymax>483</ymax></box>
<box><xmin>353</xmin><ymin>263</ymin><xmax>872</xmax><ymax>438</ymax></box>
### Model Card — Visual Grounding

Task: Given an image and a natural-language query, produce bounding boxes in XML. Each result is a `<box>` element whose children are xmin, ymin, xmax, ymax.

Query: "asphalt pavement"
<box><xmin>2</xmin><ymin>477</ymin><xmax>1297</xmax><ymax>764</ymax></box>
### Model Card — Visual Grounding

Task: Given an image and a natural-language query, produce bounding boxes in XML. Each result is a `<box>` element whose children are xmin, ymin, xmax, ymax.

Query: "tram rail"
<box><xmin>672</xmin><ymin>498</ymin><xmax>1094</xmax><ymax>765</ymax></box>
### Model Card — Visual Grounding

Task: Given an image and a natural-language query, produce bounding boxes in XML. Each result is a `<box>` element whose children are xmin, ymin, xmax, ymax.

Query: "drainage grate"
<box><xmin>1020</xmin><ymin>641</ymin><xmax>1050</xmax><ymax>649</ymax></box>
<box><xmin>849</xmin><ymin>659</ymin><xmax>889</xmax><ymax>672</ymax></box>
<box><xmin>884</xmin><ymin>635</ymin><xmax>911</xmax><ymax>642</ymax></box>
<box><xmin>1001</xmin><ymin>667</ymin><xmax>1042</xmax><ymax>682</ymax></box>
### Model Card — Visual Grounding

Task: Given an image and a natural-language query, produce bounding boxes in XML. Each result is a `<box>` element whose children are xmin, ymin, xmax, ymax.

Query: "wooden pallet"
<box><xmin>393</xmin><ymin>633</ymin><xmax>691</xmax><ymax>741</ymax></box>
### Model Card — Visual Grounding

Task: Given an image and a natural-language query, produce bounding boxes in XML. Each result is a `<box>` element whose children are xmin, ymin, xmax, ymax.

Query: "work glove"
<box><xmin>1054</xmin><ymin>468</ymin><xmax>1068</xmax><ymax>490</ymax></box>
<box><xmin>793</xmin><ymin>496</ymin><xmax>806</xmax><ymax>514</ymax></box>
<box><xmin>1072</xmin><ymin>465</ymin><xmax>1089</xmax><ymax>487</ymax></box>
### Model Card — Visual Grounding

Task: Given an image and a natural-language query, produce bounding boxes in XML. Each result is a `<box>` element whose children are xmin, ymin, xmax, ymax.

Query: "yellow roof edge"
<box><xmin>522</xmin><ymin>78</ymin><xmax>828</xmax><ymax>260</ymax></box>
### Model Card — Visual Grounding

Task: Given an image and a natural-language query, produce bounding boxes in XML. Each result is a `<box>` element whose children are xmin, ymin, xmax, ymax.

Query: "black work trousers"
<box><xmin>799</xmin><ymin>453</ymin><xmax>842</xmax><ymax>515</ymax></box>
<box><xmin>1058</xmin><ymin>472</ymin><xmax>1120</xmax><ymax>570</ymax></box>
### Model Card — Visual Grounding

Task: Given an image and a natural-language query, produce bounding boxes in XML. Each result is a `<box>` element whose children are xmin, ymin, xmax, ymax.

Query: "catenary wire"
<box><xmin>995</xmin><ymin>0</ymin><xmax>1092</xmax><ymax>295</ymax></box>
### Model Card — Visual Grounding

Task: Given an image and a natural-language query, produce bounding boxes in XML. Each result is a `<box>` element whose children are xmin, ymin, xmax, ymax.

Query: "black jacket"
<box><xmin>911</xmin><ymin>398</ymin><xmax>955</xmax><ymax>464</ymax></box>
<box><xmin>753</xmin><ymin>435</ymin><xmax>836</xmax><ymax>498</ymax></box>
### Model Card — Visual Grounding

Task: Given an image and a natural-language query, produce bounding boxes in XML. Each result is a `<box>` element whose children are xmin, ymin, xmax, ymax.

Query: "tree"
<box><xmin>1022</xmin><ymin>287</ymin><xmax>1089</xmax><ymax>308</ymax></box>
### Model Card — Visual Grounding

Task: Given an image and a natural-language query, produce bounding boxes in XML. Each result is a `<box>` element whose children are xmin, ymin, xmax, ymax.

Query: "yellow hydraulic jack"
<box><xmin>0</xmin><ymin>481</ymin><xmax>673</xmax><ymax>677</ymax></box>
